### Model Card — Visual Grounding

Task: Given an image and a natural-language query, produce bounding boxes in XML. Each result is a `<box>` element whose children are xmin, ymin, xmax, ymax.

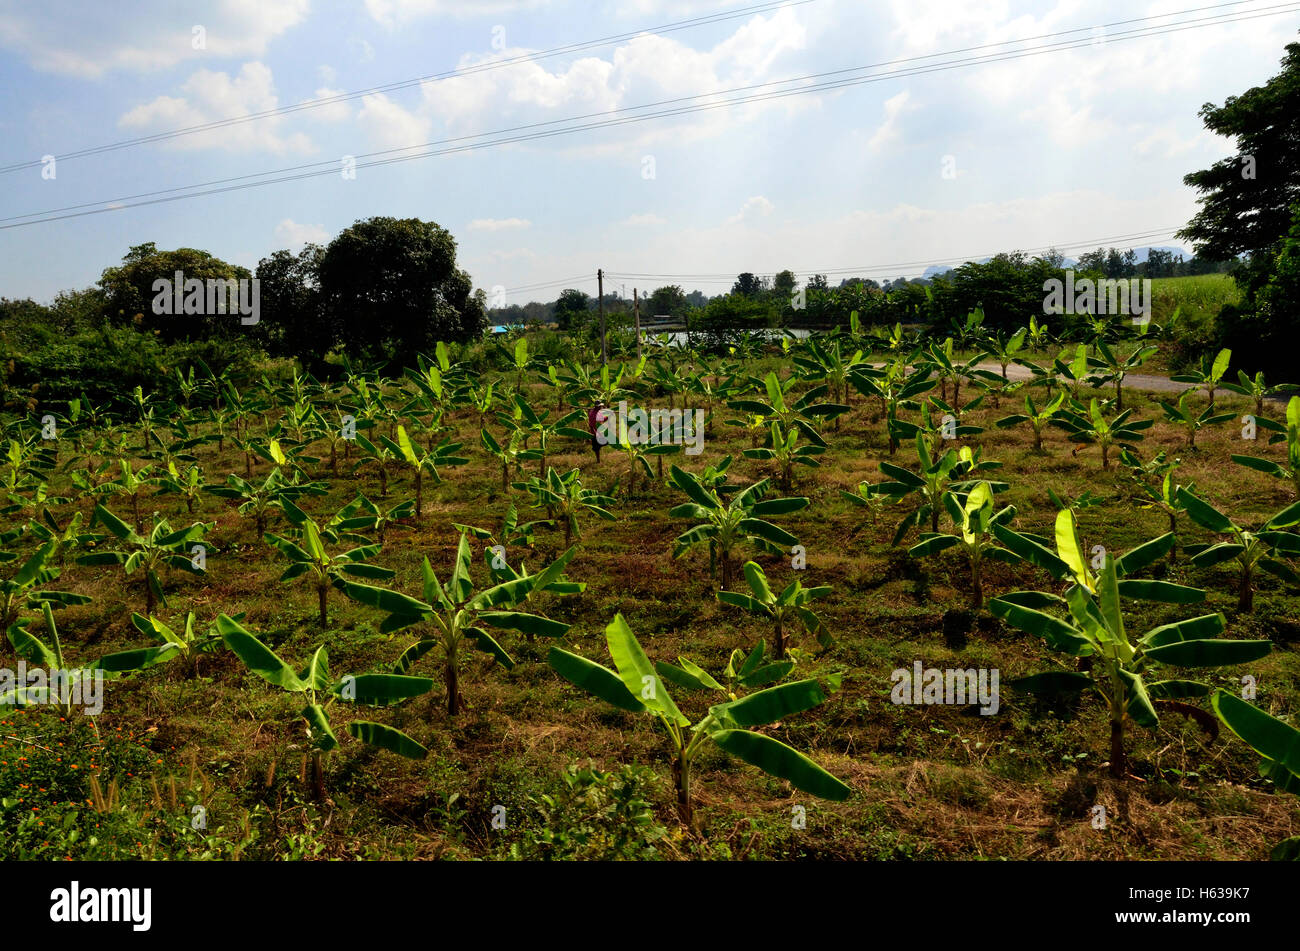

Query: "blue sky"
<box><xmin>1</xmin><ymin>0</ymin><xmax>1298</xmax><ymax>306</ymax></box>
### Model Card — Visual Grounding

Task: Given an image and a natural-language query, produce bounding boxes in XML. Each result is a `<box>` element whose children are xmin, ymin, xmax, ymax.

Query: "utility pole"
<box><xmin>633</xmin><ymin>286</ymin><xmax>641</xmax><ymax>359</ymax></box>
<box><xmin>598</xmin><ymin>268</ymin><xmax>607</xmax><ymax>365</ymax></box>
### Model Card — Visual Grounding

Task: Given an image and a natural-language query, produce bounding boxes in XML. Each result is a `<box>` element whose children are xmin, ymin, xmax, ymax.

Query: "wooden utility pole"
<box><xmin>597</xmin><ymin>268</ymin><xmax>607</xmax><ymax>365</ymax></box>
<box><xmin>633</xmin><ymin>286</ymin><xmax>641</xmax><ymax>359</ymax></box>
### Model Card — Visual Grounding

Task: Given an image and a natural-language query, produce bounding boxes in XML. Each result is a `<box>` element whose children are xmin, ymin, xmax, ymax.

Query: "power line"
<box><xmin>0</xmin><ymin>0</ymin><xmax>815</xmax><ymax>175</ymax></box>
<box><xmin>4</xmin><ymin>4</ymin><xmax>1297</xmax><ymax>230</ymax></box>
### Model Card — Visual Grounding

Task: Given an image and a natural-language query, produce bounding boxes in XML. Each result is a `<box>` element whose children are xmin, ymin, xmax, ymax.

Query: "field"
<box><xmin>1</xmin><ymin>329</ymin><xmax>1298</xmax><ymax>862</ymax></box>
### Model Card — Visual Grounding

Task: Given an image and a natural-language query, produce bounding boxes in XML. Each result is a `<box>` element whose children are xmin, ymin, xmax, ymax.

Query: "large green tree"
<box><xmin>318</xmin><ymin>217</ymin><xmax>486</xmax><ymax>368</ymax></box>
<box><xmin>256</xmin><ymin>244</ymin><xmax>329</xmax><ymax>368</ymax></box>
<box><xmin>98</xmin><ymin>242</ymin><xmax>254</xmax><ymax>343</ymax></box>
<box><xmin>1179</xmin><ymin>40</ymin><xmax>1300</xmax><ymax>295</ymax></box>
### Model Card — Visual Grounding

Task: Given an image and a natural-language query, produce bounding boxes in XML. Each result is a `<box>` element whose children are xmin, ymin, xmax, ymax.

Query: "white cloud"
<box><xmin>0</xmin><ymin>0</ymin><xmax>309</xmax><ymax>77</ymax></box>
<box><xmin>468</xmin><ymin>217</ymin><xmax>532</xmax><ymax>232</ymax></box>
<box><xmin>418</xmin><ymin>7</ymin><xmax>809</xmax><ymax>154</ymax></box>
<box><xmin>725</xmin><ymin>195</ymin><xmax>773</xmax><ymax>225</ymax></box>
<box><xmin>300</xmin><ymin>87</ymin><xmax>353</xmax><ymax>123</ymax></box>
<box><xmin>118</xmin><ymin>63</ymin><xmax>314</xmax><ymax>154</ymax></box>
<box><xmin>274</xmin><ymin>218</ymin><xmax>330</xmax><ymax>247</ymax></box>
<box><xmin>867</xmin><ymin>90</ymin><xmax>914</xmax><ymax>153</ymax></box>
<box><xmin>356</xmin><ymin>92</ymin><xmax>432</xmax><ymax>150</ymax></box>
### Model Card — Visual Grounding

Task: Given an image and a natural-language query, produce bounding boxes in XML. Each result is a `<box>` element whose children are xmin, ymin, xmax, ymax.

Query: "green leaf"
<box><xmin>548</xmin><ymin>646</ymin><xmax>646</xmax><ymax>714</ymax></box>
<box><xmin>714</xmin><ymin>678</ymin><xmax>828</xmax><ymax>727</ymax></box>
<box><xmin>300</xmin><ymin>703</ymin><xmax>339</xmax><ymax>751</ymax></box>
<box><xmin>710</xmin><ymin>729</ymin><xmax>850</xmax><ymax>801</ymax></box>
<box><xmin>348</xmin><ymin>720</ymin><xmax>428</xmax><ymax>759</ymax></box>
<box><xmin>604</xmin><ymin>614</ymin><xmax>688</xmax><ymax>725</ymax></box>
<box><xmin>1211</xmin><ymin>690</ymin><xmax>1300</xmax><ymax>785</ymax></box>
<box><xmin>217</xmin><ymin>615</ymin><xmax>304</xmax><ymax>691</ymax></box>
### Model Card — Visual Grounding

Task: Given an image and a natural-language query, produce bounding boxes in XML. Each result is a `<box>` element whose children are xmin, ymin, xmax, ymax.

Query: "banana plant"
<box><xmin>1159</xmin><ymin>389</ymin><xmax>1235</xmax><ymax>449</ymax></box>
<box><xmin>78</xmin><ymin>505</ymin><xmax>210</xmax><ymax>614</ymax></box>
<box><xmin>741</xmin><ymin>421</ymin><xmax>825</xmax><ymax>491</ymax></box>
<box><xmin>498</xmin><ymin>395</ymin><xmax>586</xmax><ymax>477</ymax></box>
<box><xmin>726</xmin><ymin>370</ymin><xmax>847</xmax><ymax>449</ymax></box>
<box><xmin>1118</xmin><ymin>450</ymin><xmax>1196</xmax><ymax>560</ymax></box>
<box><xmin>480</xmin><ymin>428</ymin><xmax>540</xmax><ymax>492</ymax></box>
<box><xmin>716</xmin><ymin>560</ymin><xmax>831</xmax><ymax>658</ymax></box>
<box><xmin>263</xmin><ymin>513</ymin><xmax>399</xmax><ymax>626</ymax></box>
<box><xmin>218</xmin><ymin>615</ymin><xmax>434</xmax><ymax>799</ymax></box>
<box><xmin>380</xmin><ymin>535</ymin><xmax>583</xmax><ymax>716</ymax></box>
<box><xmin>990</xmin><ymin>558</ymin><xmax>1270</xmax><ymax>778</ymax></box>
<box><xmin>615</xmin><ymin>427</ymin><xmax>681</xmax><ymax>497</ymax></box>
<box><xmin>891</xmin><ymin>397</ymin><xmax>984</xmax><ymax>459</ymax></box>
<box><xmin>452</xmin><ymin>501</ymin><xmax>550</xmax><ymax>556</ymax></box>
<box><xmin>983</xmin><ymin>326</ymin><xmax>1029</xmax><ymax>382</ymax></box>
<box><xmin>514</xmin><ymin>467</ymin><xmax>615</xmax><ymax>548</ymax></box>
<box><xmin>869</xmin><ymin>434</ymin><xmax>1006</xmax><ymax>544</ymax></box>
<box><xmin>0</xmin><ymin>539</ymin><xmax>90</xmax><ymax>632</ymax></box>
<box><xmin>207</xmin><ymin>466</ymin><xmax>327</xmax><ymax>537</ymax></box>
<box><xmin>97</xmin><ymin>459</ymin><xmax>158</xmax><ymax>534</ymax></box>
<box><xmin>668</xmin><ymin>466</ymin><xmax>808</xmax><ymax>589</ymax></box>
<box><xmin>549</xmin><ymin>614</ymin><xmax>850</xmax><ymax>828</ymax></box>
<box><xmin>380</xmin><ymin>424</ymin><xmax>467</xmax><ymax>522</ymax></box>
<box><xmin>908</xmin><ymin>481</ymin><xmax>1020</xmax><ymax>610</ymax></box>
<box><xmin>1232</xmin><ymin>396</ymin><xmax>1300</xmax><ymax>499</ymax></box>
<box><xmin>328</xmin><ymin>493</ymin><xmax>414</xmax><ymax>544</ymax></box>
<box><xmin>656</xmin><ymin>640</ymin><xmax>797</xmax><ymax>702</ymax></box>
<box><xmin>130</xmin><ymin>610</ymin><xmax>229</xmax><ymax>679</ymax></box>
<box><xmin>155</xmin><ymin>461</ymin><xmax>206</xmax><ymax>515</ymax></box>
<box><xmin>1211</xmin><ymin>690</ymin><xmax>1300</xmax><ymax>859</ymax></box>
<box><xmin>1222</xmin><ymin>370</ymin><xmax>1299</xmax><ymax>420</ymax></box>
<box><xmin>994</xmin><ymin>390</ymin><xmax>1066</xmax><ymax>453</ymax></box>
<box><xmin>1177</xmin><ymin>489</ymin><xmax>1300</xmax><ymax>612</ymax></box>
<box><xmin>1089</xmin><ymin>339</ymin><xmax>1158</xmax><ymax>412</ymax></box>
<box><xmin>4</xmin><ymin>602</ymin><xmax>178</xmax><ymax>716</ymax></box>
<box><xmin>1171</xmin><ymin>347</ymin><xmax>1232</xmax><ymax>409</ymax></box>
<box><xmin>1052</xmin><ymin>397</ymin><xmax>1152</xmax><ymax>469</ymax></box>
<box><xmin>848</xmin><ymin>360</ymin><xmax>936</xmax><ymax>454</ymax></box>
<box><xmin>993</xmin><ymin>506</ymin><xmax>1205</xmax><ymax>606</ymax></box>
<box><xmin>27</xmin><ymin>509</ymin><xmax>99</xmax><ymax>568</ymax></box>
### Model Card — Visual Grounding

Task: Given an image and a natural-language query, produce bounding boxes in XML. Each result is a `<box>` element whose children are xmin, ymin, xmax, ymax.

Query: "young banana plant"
<box><xmin>130</xmin><ymin>610</ymin><xmax>228</xmax><ymax>678</ymax></box>
<box><xmin>549</xmin><ymin>614</ymin><xmax>850</xmax><ymax>828</ymax></box>
<box><xmin>726</xmin><ymin>370</ymin><xmax>847</xmax><ymax>449</ymax></box>
<box><xmin>994</xmin><ymin>390</ymin><xmax>1066</xmax><ymax>453</ymax></box>
<box><xmin>656</xmin><ymin>640</ymin><xmax>797</xmax><ymax>702</ymax></box>
<box><xmin>741</xmin><ymin>421</ymin><xmax>825</xmax><ymax>491</ymax></box>
<box><xmin>78</xmin><ymin>505</ymin><xmax>210</xmax><ymax>614</ymax></box>
<box><xmin>0</xmin><ymin>539</ymin><xmax>91</xmax><ymax>633</ymax></box>
<box><xmin>207</xmin><ymin>465</ymin><xmax>327</xmax><ymax>537</ymax></box>
<box><xmin>1231</xmin><ymin>396</ymin><xmax>1300</xmax><ymax>499</ymax></box>
<box><xmin>990</xmin><ymin>558</ymin><xmax>1270</xmax><ymax>778</ymax></box>
<box><xmin>481</xmin><ymin>428</ymin><xmax>540</xmax><ymax>492</ymax></box>
<box><xmin>218</xmin><ymin>615</ymin><xmax>434</xmax><ymax>799</ymax></box>
<box><xmin>1176</xmin><ymin>489</ymin><xmax>1300</xmax><ymax>612</ymax></box>
<box><xmin>1171</xmin><ymin>347</ymin><xmax>1233</xmax><ymax>409</ymax></box>
<box><xmin>1053</xmin><ymin>398</ymin><xmax>1153</xmax><ymax>469</ymax></box>
<box><xmin>514</xmin><ymin>467</ymin><xmax>615</xmax><ymax>548</ymax></box>
<box><xmin>1089</xmin><ymin>339</ymin><xmax>1158</xmax><ymax>412</ymax></box>
<box><xmin>263</xmin><ymin>512</ymin><xmax>398</xmax><ymax>626</ymax></box>
<box><xmin>993</xmin><ymin>506</ymin><xmax>1205</xmax><ymax>607</ymax></box>
<box><xmin>869</xmin><ymin>434</ymin><xmax>1007</xmax><ymax>544</ymax></box>
<box><xmin>380</xmin><ymin>424</ymin><xmax>467</xmax><ymax>522</ymax></box>
<box><xmin>380</xmin><ymin>535</ymin><xmax>583</xmax><ymax>716</ymax></box>
<box><xmin>908</xmin><ymin>481</ymin><xmax>1020</xmax><ymax>610</ymax></box>
<box><xmin>668</xmin><ymin>466</ymin><xmax>807</xmax><ymax>590</ymax></box>
<box><xmin>716</xmin><ymin>560</ymin><xmax>830</xmax><ymax>658</ymax></box>
<box><xmin>1159</xmin><ymin>389</ymin><xmax>1235</xmax><ymax>449</ymax></box>
<box><xmin>1118</xmin><ymin>450</ymin><xmax>1196</xmax><ymax>560</ymax></box>
<box><xmin>1222</xmin><ymin>370</ymin><xmax>1299</xmax><ymax>421</ymax></box>
<box><xmin>4</xmin><ymin>602</ymin><xmax>178</xmax><ymax>716</ymax></box>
